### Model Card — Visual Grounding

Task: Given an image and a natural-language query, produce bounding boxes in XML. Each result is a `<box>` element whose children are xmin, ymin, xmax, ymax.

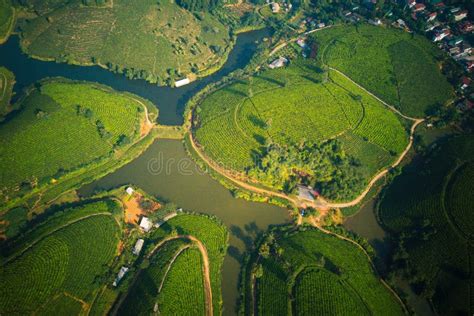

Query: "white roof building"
<box><xmin>125</xmin><ymin>187</ymin><xmax>134</xmax><ymax>196</ymax></box>
<box><xmin>175</xmin><ymin>78</ymin><xmax>191</xmax><ymax>88</ymax></box>
<box><xmin>113</xmin><ymin>266</ymin><xmax>129</xmax><ymax>287</ymax></box>
<box><xmin>268</xmin><ymin>56</ymin><xmax>288</xmax><ymax>69</ymax></box>
<box><xmin>133</xmin><ymin>238</ymin><xmax>144</xmax><ymax>255</ymax></box>
<box><xmin>271</xmin><ymin>2</ymin><xmax>280</xmax><ymax>13</ymax></box>
<box><xmin>139</xmin><ymin>216</ymin><xmax>153</xmax><ymax>232</ymax></box>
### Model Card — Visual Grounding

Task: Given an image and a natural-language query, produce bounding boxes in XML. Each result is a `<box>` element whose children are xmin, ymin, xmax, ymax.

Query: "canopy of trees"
<box><xmin>247</xmin><ymin>140</ymin><xmax>365</xmax><ymax>200</ymax></box>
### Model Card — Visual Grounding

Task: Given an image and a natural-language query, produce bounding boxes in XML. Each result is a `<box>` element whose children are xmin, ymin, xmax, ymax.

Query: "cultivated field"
<box><xmin>0</xmin><ymin>0</ymin><xmax>14</xmax><ymax>43</ymax></box>
<box><xmin>314</xmin><ymin>24</ymin><xmax>453</xmax><ymax>117</ymax></box>
<box><xmin>379</xmin><ymin>136</ymin><xmax>474</xmax><ymax>315</ymax></box>
<box><xmin>246</xmin><ymin>228</ymin><xmax>404</xmax><ymax>315</ymax></box>
<box><xmin>0</xmin><ymin>67</ymin><xmax>14</xmax><ymax>116</ymax></box>
<box><xmin>0</xmin><ymin>79</ymin><xmax>146</xmax><ymax>206</ymax></box>
<box><xmin>194</xmin><ymin>60</ymin><xmax>409</xmax><ymax>199</ymax></box>
<box><xmin>118</xmin><ymin>213</ymin><xmax>228</xmax><ymax>315</ymax></box>
<box><xmin>0</xmin><ymin>200</ymin><xmax>122</xmax><ymax>315</ymax></box>
<box><xmin>18</xmin><ymin>0</ymin><xmax>231</xmax><ymax>85</ymax></box>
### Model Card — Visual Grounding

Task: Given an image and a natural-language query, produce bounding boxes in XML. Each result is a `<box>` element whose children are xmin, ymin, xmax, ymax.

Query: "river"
<box><xmin>78</xmin><ymin>139</ymin><xmax>290</xmax><ymax>314</ymax></box>
<box><xmin>1</xmin><ymin>28</ymin><xmax>292</xmax><ymax>314</ymax></box>
<box><xmin>0</xmin><ymin>28</ymin><xmax>271</xmax><ymax>125</ymax></box>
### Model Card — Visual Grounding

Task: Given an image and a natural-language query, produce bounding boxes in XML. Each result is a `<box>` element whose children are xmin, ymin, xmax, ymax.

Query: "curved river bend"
<box><xmin>1</xmin><ymin>29</ymin><xmax>292</xmax><ymax>314</ymax></box>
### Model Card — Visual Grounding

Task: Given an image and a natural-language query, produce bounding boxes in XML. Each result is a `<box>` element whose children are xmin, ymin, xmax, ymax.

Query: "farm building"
<box><xmin>271</xmin><ymin>2</ymin><xmax>280</xmax><ymax>13</ymax></box>
<box><xmin>126</xmin><ymin>187</ymin><xmax>134</xmax><ymax>195</ymax></box>
<box><xmin>139</xmin><ymin>216</ymin><xmax>153</xmax><ymax>232</ymax></box>
<box><xmin>268</xmin><ymin>56</ymin><xmax>288</xmax><ymax>69</ymax></box>
<box><xmin>297</xmin><ymin>184</ymin><xmax>315</xmax><ymax>202</ymax></box>
<box><xmin>175</xmin><ymin>78</ymin><xmax>191</xmax><ymax>88</ymax></box>
<box><xmin>133</xmin><ymin>239</ymin><xmax>144</xmax><ymax>255</ymax></box>
<box><xmin>113</xmin><ymin>266</ymin><xmax>129</xmax><ymax>287</ymax></box>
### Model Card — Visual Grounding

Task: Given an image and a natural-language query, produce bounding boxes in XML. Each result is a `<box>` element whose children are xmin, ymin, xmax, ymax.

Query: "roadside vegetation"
<box><xmin>0</xmin><ymin>66</ymin><xmax>14</xmax><ymax>117</ymax></box>
<box><xmin>0</xmin><ymin>78</ymin><xmax>154</xmax><ymax>211</ymax></box>
<box><xmin>313</xmin><ymin>24</ymin><xmax>453</xmax><ymax>117</ymax></box>
<box><xmin>16</xmin><ymin>0</ymin><xmax>232</xmax><ymax>86</ymax></box>
<box><xmin>379</xmin><ymin>135</ymin><xmax>474</xmax><ymax>315</ymax></box>
<box><xmin>0</xmin><ymin>0</ymin><xmax>14</xmax><ymax>44</ymax></box>
<box><xmin>0</xmin><ymin>200</ymin><xmax>122</xmax><ymax>315</ymax></box>
<box><xmin>118</xmin><ymin>213</ymin><xmax>228</xmax><ymax>315</ymax></box>
<box><xmin>193</xmin><ymin>59</ymin><xmax>409</xmax><ymax>201</ymax></box>
<box><xmin>241</xmin><ymin>227</ymin><xmax>404</xmax><ymax>315</ymax></box>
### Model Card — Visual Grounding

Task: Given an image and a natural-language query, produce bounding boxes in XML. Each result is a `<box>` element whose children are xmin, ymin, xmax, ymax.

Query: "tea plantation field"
<box><xmin>0</xmin><ymin>200</ymin><xmax>122</xmax><ymax>315</ymax></box>
<box><xmin>17</xmin><ymin>0</ymin><xmax>231</xmax><ymax>85</ymax></box>
<box><xmin>0</xmin><ymin>0</ymin><xmax>14</xmax><ymax>43</ymax></box>
<box><xmin>0</xmin><ymin>79</ymin><xmax>145</xmax><ymax>205</ymax></box>
<box><xmin>118</xmin><ymin>213</ymin><xmax>228</xmax><ymax>315</ymax></box>
<box><xmin>194</xmin><ymin>60</ymin><xmax>409</xmax><ymax>196</ymax></box>
<box><xmin>313</xmin><ymin>24</ymin><xmax>453</xmax><ymax>117</ymax></box>
<box><xmin>379</xmin><ymin>135</ymin><xmax>474</xmax><ymax>315</ymax></box>
<box><xmin>246</xmin><ymin>228</ymin><xmax>404</xmax><ymax>315</ymax></box>
<box><xmin>0</xmin><ymin>67</ymin><xmax>14</xmax><ymax>116</ymax></box>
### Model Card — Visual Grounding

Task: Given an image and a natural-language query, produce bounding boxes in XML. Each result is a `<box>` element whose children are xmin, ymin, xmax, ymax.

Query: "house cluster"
<box><xmin>299</xmin><ymin>16</ymin><xmax>326</xmax><ymax>30</ymax></box>
<box><xmin>403</xmin><ymin>0</ymin><xmax>473</xmax><ymax>74</ymax></box>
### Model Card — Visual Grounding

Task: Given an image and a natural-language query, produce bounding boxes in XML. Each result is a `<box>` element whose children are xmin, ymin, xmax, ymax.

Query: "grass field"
<box><xmin>248</xmin><ymin>228</ymin><xmax>404</xmax><ymax>315</ymax></box>
<box><xmin>0</xmin><ymin>200</ymin><xmax>121</xmax><ymax>315</ymax></box>
<box><xmin>379</xmin><ymin>135</ymin><xmax>474</xmax><ymax>315</ymax></box>
<box><xmin>119</xmin><ymin>213</ymin><xmax>228</xmax><ymax>315</ymax></box>
<box><xmin>18</xmin><ymin>0</ymin><xmax>231</xmax><ymax>85</ymax></box>
<box><xmin>0</xmin><ymin>79</ymin><xmax>145</xmax><ymax>206</ymax></box>
<box><xmin>194</xmin><ymin>60</ymin><xmax>409</xmax><ymax>199</ymax></box>
<box><xmin>0</xmin><ymin>0</ymin><xmax>14</xmax><ymax>43</ymax></box>
<box><xmin>313</xmin><ymin>24</ymin><xmax>453</xmax><ymax>117</ymax></box>
<box><xmin>0</xmin><ymin>67</ymin><xmax>15</xmax><ymax>117</ymax></box>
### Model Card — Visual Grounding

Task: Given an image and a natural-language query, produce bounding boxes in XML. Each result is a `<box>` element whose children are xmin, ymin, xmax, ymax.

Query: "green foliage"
<box><xmin>314</xmin><ymin>24</ymin><xmax>453</xmax><ymax>117</ymax></box>
<box><xmin>294</xmin><ymin>267</ymin><xmax>370</xmax><ymax>315</ymax></box>
<box><xmin>248</xmin><ymin>140</ymin><xmax>365</xmax><ymax>200</ymax></box>
<box><xmin>0</xmin><ymin>67</ymin><xmax>14</xmax><ymax>117</ymax></box>
<box><xmin>195</xmin><ymin>60</ymin><xmax>408</xmax><ymax>201</ymax></box>
<box><xmin>120</xmin><ymin>214</ymin><xmax>228</xmax><ymax>315</ymax></box>
<box><xmin>0</xmin><ymin>0</ymin><xmax>14</xmax><ymax>42</ymax></box>
<box><xmin>158</xmin><ymin>247</ymin><xmax>206</xmax><ymax>314</ymax></box>
<box><xmin>250</xmin><ymin>228</ymin><xmax>404</xmax><ymax>315</ymax></box>
<box><xmin>0</xmin><ymin>80</ymin><xmax>142</xmax><ymax>203</ymax></box>
<box><xmin>18</xmin><ymin>0</ymin><xmax>231</xmax><ymax>85</ymax></box>
<box><xmin>0</xmin><ymin>201</ymin><xmax>121</xmax><ymax>315</ymax></box>
<box><xmin>379</xmin><ymin>136</ymin><xmax>474</xmax><ymax>314</ymax></box>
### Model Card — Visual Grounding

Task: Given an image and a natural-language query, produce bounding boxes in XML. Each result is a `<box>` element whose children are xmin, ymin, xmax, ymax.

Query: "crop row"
<box><xmin>1</xmin><ymin>214</ymin><xmax>119</xmax><ymax>314</ymax></box>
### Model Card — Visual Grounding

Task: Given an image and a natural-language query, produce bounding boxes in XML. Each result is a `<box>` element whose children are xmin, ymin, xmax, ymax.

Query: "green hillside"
<box><xmin>118</xmin><ymin>213</ymin><xmax>228</xmax><ymax>315</ymax></box>
<box><xmin>0</xmin><ymin>79</ymin><xmax>148</xmax><ymax>206</ymax></box>
<box><xmin>194</xmin><ymin>60</ymin><xmax>409</xmax><ymax>201</ymax></box>
<box><xmin>242</xmin><ymin>228</ymin><xmax>404</xmax><ymax>315</ymax></box>
<box><xmin>313</xmin><ymin>24</ymin><xmax>453</xmax><ymax>117</ymax></box>
<box><xmin>379</xmin><ymin>135</ymin><xmax>474</xmax><ymax>315</ymax></box>
<box><xmin>0</xmin><ymin>200</ymin><xmax>122</xmax><ymax>315</ymax></box>
<box><xmin>17</xmin><ymin>0</ymin><xmax>231</xmax><ymax>85</ymax></box>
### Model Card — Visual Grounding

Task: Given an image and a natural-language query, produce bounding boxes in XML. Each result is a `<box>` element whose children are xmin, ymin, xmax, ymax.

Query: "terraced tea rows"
<box><xmin>0</xmin><ymin>202</ymin><xmax>121</xmax><ymax>314</ymax></box>
<box><xmin>120</xmin><ymin>213</ymin><xmax>228</xmax><ymax>315</ymax></box>
<box><xmin>157</xmin><ymin>247</ymin><xmax>206</xmax><ymax>315</ymax></box>
<box><xmin>246</xmin><ymin>228</ymin><xmax>404</xmax><ymax>315</ymax></box>
<box><xmin>0</xmin><ymin>79</ymin><xmax>145</xmax><ymax>203</ymax></box>
<box><xmin>314</xmin><ymin>24</ymin><xmax>453</xmax><ymax>117</ymax></box>
<box><xmin>194</xmin><ymin>61</ymin><xmax>409</xmax><ymax>197</ymax></box>
<box><xmin>294</xmin><ymin>268</ymin><xmax>370</xmax><ymax>316</ymax></box>
<box><xmin>379</xmin><ymin>136</ymin><xmax>474</xmax><ymax>315</ymax></box>
<box><xmin>18</xmin><ymin>0</ymin><xmax>231</xmax><ymax>85</ymax></box>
